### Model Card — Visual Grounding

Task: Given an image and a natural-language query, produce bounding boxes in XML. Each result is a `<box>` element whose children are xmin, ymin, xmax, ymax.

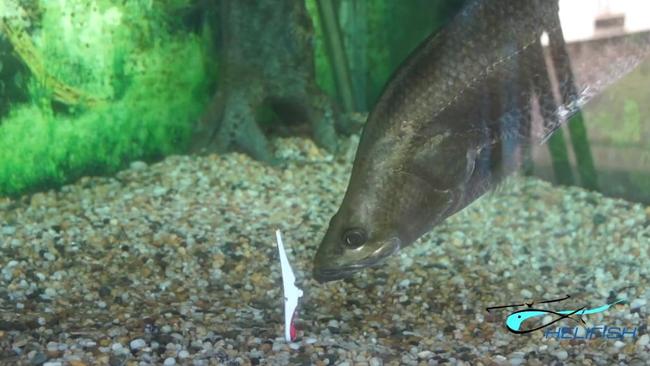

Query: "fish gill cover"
<box><xmin>0</xmin><ymin>0</ymin><xmax>214</xmax><ymax>196</ymax></box>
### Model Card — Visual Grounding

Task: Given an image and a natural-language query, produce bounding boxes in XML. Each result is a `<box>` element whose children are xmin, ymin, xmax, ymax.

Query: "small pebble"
<box><xmin>153</xmin><ymin>187</ymin><xmax>167</xmax><ymax>197</ymax></box>
<box><xmin>637</xmin><ymin>334</ymin><xmax>649</xmax><ymax>347</ymax></box>
<box><xmin>510</xmin><ymin>357</ymin><xmax>524</xmax><ymax>366</ymax></box>
<box><xmin>554</xmin><ymin>350</ymin><xmax>568</xmax><ymax>360</ymax></box>
<box><xmin>46</xmin><ymin>342</ymin><xmax>58</xmax><ymax>352</ymax></box>
<box><xmin>494</xmin><ymin>355</ymin><xmax>507</xmax><ymax>362</ymax></box>
<box><xmin>163</xmin><ymin>357</ymin><xmax>176</xmax><ymax>366</ymax></box>
<box><xmin>2</xmin><ymin>226</ymin><xmax>16</xmax><ymax>235</ymax></box>
<box><xmin>130</xmin><ymin>161</ymin><xmax>148</xmax><ymax>170</ymax></box>
<box><xmin>29</xmin><ymin>352</ymin><xmax>47</xmax><ymax>365</ymax></box>
<box><xmin>630</xmin><ymin>298</ymin><xmax>646</xmax><ymax>310</ymax></box>
<box><xmin>130</xmin><ymin>339</ymin><xmax>146</xmax><ymax>350</ymax></box>
<box><xmin>327</xmin><ymin>320</ymin><xmax>339</xmax><ymax>328</ymax></box>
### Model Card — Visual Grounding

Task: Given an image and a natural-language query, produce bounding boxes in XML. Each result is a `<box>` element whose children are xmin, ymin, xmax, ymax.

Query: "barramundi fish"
<box><xmin>313</xmin><ymin>0</ymin><xmax>650</xmax><ymax>282</ymax></box>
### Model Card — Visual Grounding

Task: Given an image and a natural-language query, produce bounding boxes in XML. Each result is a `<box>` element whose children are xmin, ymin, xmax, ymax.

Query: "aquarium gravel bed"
<box><xmin>0</xmin><ymin>136</ymin><xmax>649</xmax><ymax>366</ymax></box>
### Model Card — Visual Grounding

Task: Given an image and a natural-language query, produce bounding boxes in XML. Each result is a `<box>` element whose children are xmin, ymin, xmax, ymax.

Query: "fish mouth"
<box><xmin>313</xmin><ymin>239</ymin><xmax>401</xmax><ymax>283</ymax></box>
<box><xmin>313</xmin><ymin>264</ymin><xmax>365</xmax><ymax>283</ymax></box>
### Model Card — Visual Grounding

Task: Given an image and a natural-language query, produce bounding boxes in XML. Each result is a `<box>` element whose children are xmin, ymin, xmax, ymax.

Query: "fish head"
<box><xmin>312</xmin><ymin>204</ymin><xmax>402</xmax><ymax>283</ymax></box>
<box><xmin>312</xmin><ymin>157</ymin><xmax>466</xmax><ymax>283</ymax></box>
<box><xmin>313</xmin><ymin>119</ymin><xmax>478</xmax><ymax>283</ymax></box>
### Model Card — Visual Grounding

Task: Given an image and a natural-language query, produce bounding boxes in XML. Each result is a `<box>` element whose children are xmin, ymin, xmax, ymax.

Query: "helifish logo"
<box><xmin>486</xmin><ymin>294</ymin><xmax>624</xmax><ymax>334</ymax></box>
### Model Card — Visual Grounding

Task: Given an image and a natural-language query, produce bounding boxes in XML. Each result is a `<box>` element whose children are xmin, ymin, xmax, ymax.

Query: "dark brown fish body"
<box><xmin>312</xmin><ymin>0</ymin><xmax>650</xmax><ymax>282</ymax></box>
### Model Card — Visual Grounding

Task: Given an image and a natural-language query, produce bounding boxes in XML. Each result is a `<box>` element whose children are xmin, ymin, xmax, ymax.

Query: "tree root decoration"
<box><xmin>0</xmin><ymin>19</ymin><xmax>106</xmax><ymax>107</ymax></box>
<box><xmin>192</xmin><ymin>80</ymin><xmax>341</xmax><ymax>165</ymax></box>
<box><xmin>189</xmin><ymin>0</ymin><xmax>346</xmax><ymax>164</ymax></box>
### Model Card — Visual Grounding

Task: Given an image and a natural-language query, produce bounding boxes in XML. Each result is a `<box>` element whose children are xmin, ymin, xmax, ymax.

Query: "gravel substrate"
<box><xmin>0</xmin><ymin>136</ymin><xmax>649</xmax><ymax>366</ymax></box>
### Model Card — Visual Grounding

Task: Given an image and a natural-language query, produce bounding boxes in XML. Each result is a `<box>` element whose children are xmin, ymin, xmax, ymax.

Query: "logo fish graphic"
<box><xmin>487</xmin><ymin>295</ymin><xmax>624</xmax><ymax>334</ymax></box>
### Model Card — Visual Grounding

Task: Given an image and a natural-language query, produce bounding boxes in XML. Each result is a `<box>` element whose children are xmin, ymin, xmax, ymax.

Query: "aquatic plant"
<box><xmin>305</xmin><ymin>0</ymin><xmax>337</xmax><ymax>100</ymax></box>
<box><xmin>0</xmin><ymin>0</ymin><xmax>211</xmax><ymax>196</ymax></box>
<box><xmin>0</xmin><ymin>0</ymin><xmax>32</xmax><ymax>29</ymax></box>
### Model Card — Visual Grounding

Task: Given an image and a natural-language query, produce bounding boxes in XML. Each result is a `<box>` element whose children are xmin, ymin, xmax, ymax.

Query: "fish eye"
<box><xmin>342</xmin><ymin>228</ymin><xmax>367</xmax><ymax>249</ymax></box>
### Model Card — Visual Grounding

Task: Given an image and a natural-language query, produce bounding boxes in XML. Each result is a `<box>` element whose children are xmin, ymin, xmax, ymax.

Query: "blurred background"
<box><xmin>531</xmin><ymin>0</ymin><xmax>650</xmax><ymax>202</ymax></box>
<box><xmin>1</xmin><ymin>0</ymin><xmax>649</xmax><ymax>203</ymax></box>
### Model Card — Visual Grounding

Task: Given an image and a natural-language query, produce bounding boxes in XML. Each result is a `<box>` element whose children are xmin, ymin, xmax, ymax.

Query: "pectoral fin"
<box><xmin>406</xmin><ymin>132</ymin><xmax>479</xmax><ymax>191</ymax></box>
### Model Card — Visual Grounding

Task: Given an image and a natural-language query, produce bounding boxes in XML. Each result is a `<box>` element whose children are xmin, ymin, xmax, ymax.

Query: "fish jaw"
<box><xmin>313</xmin><ymin>234</ymin><xmax>401</xmax><ymax>283</ymax></box>
<box><xmin>312</xmin><ymin>265</ymin><xmax>364</xmax><ymax>283</ymax></box>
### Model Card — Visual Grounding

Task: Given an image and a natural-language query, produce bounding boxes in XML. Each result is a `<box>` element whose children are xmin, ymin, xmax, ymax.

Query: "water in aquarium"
<box><xmin>1</xmin><ymin>0</ymin><xmax>650</xmax><ymax>365</ymax></box>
